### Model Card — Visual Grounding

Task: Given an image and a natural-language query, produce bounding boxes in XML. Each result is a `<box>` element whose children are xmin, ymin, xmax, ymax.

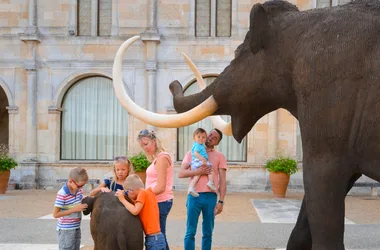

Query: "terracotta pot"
<box><xmin>135</xmin><ymin>171</ymin><xmax>146</xmax><ymax>185</ymax></box>
<box><xmin>0</xmin><ymin>170</ymin><xmax>10</xmax><ymax>194</ymax></box>
<box><xmin>269</xmin><ymin>172</ymin><xmax>290</xmax><ymax>198</ymax></box>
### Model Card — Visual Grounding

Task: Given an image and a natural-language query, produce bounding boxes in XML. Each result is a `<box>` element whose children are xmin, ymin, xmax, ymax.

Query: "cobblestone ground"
<box><xmin>1</xmin><ymin>189</ymin><xmax>380</xmax><ymax>249</ymax></box>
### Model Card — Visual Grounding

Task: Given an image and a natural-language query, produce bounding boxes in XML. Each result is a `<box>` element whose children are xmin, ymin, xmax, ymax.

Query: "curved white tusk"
<box><xmin>182</xmin><ymin>52</ymin><xmax>233</xmax><ymax>136</ymax></box>
<box><xmin>112</xmin><ymin>36</ymin><xmax>219</xmax><ymax>128</ymax></box>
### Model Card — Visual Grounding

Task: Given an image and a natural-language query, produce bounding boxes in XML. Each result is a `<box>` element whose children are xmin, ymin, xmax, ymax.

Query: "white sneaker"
<box><xmin>188</xmin><ymin>187</ymin><xmax>199</xmax><ymax>197</ymax></box>
<box><xmin>207</xmin><ymin>181</ymin><xmax>216</xmax><ymax>191</ymax></box>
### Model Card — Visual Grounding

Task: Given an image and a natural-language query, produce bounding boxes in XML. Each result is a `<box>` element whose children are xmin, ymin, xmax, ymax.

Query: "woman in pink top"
<box><xmin>137</xmin><ymin>129</ymin><xmax>174</xmax><ymax>250</ymax></box>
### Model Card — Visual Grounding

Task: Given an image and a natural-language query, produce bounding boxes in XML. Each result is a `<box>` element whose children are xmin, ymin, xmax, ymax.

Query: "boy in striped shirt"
<box><xmin>53</xmin><ymin>167</ymin><xmax>89</xmax><ymax>250</ymax></box>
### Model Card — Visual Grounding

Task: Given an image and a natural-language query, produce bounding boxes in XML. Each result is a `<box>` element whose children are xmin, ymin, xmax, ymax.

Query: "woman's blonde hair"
<box><xmin>137</xmin><ymin>129</ymin><xmax>166</xmax><ymax>162</ymax></box>
<box><xmin>110</xmin><ymin>156</ymin><xmax>134</xmax><ymax>190</ymax></box>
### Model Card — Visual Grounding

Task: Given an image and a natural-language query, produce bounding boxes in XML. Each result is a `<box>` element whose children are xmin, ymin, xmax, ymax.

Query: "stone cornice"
<box><xmin>145</xmin><ymin>60</ymin><xmax>157</xmax><ymax>71</ymax></box>
<box><xmin>140</xmin><ymin>30</ymin><xmax>161</xmax><ymax>43</ymax></box>
<box><xmin>19</xmin><ymin>29</ymin><xmax>42</xmax><ymax>43</ymax></box>
<box><xmin>0</xmin><ymin>60</ymin><xmax>231</xmax><ymax>70</ymax></box>
<box><xmin>48</xmin><ymin>106</ymin><xmax>62</xmax><ymax>114</ymax></box>
<box><xmin>24</xmin><ymin>60</ymin><xmax>38</xmax><ymax>71</ymax></box>
<box><xmin>6</xmin><ymin>106</ymin><xmax>19</xmax><ymax>114</ymax></box>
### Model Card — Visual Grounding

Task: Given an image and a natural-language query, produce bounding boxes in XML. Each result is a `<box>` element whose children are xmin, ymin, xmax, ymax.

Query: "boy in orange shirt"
<box><xmin>115</xmin><ymin>174</ymin><xmax>166</xmax><ymax>250</ymax></box>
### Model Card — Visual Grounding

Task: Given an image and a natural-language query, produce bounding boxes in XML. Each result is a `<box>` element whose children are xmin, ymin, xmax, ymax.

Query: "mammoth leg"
<box><xmin>286</xmin><ymin>198</ymin><xmax>311</xmax><ymax>250</ymax></box>
<box><xmin>303</xmin><ymin>157</ymin><xmax>353</xmax><ymax>250</ymax></box>
<box><xmin>287</xmin><ymin>173</ymin><xmax>361</xmax><ymax>250</ymax></box>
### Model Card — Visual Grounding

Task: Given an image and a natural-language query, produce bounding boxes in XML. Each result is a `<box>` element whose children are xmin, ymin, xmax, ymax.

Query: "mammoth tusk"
<box><xmin>112</xmin><ymin>36</ymin><xmax>219</xmax><ymax>128</ymax></box>
<box><xmin>182</xmin><ymin>53</ymin><xmax>233</xmax><ymax>136</ymax></box>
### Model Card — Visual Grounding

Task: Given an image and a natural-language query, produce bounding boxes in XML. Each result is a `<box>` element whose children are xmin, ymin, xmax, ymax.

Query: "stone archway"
<box><xmin>0</xmin><ymin>86</ymin><xmax>8</xmax><ymax>146</ymax></box>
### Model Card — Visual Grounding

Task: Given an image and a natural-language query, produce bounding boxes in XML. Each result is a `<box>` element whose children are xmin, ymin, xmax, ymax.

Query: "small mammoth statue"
<box><xmin>82</xmin><ymin>192</ymin><xmax>143</xmax><ymax>250</ymax></box>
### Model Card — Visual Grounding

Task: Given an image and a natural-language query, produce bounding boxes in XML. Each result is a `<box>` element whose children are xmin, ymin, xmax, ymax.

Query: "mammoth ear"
<box><xmin>82</xmin><ymin>196</ymin><xmax>95</xmax><ymax>216</ymax></box>
<box><xmin>249</xmin><ymin>4</ymin><xmax>269</xmax><ymax>54</ymax></box>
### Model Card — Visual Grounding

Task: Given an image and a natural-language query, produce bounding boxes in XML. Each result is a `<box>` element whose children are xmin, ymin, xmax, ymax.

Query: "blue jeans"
<box><xmin>145</xmin><ymin>232</ymin><xmax>166</xmax><ymax>250</ymax></box>
<box><xmin>158</xmin><ymin>199</ymin><xmax>173</xmax><ymax>250</ymax></box>
<box><xmin>184</xmin><ymin>192</ymin><xmax>217</xmax><ymax>250</ymax></box>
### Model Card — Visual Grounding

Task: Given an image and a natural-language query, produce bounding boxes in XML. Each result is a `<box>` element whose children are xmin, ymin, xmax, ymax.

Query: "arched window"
<box><xmin>61</xmin><ymin>76</ymin><xmax>128</xmax><ymax>160</ymax></box>
<box><xmin>0</xmin><ymin>86</ymin><xmax>8</xmax><ymax>146</ymax></box>
<box><xmin>178</xmin><ymin>76</ymin><xmax>247</xmax><ymax>162</ymax></box>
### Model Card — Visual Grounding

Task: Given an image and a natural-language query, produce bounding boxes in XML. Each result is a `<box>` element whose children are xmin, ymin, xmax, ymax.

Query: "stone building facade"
<box><xmin>0</xmin><ymin>0</ymin><xmax>353</xmax><ymax>191</ymax></box>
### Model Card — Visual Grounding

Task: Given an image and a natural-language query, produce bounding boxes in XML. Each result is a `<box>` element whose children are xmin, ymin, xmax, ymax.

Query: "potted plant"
<box><xmin>264</xmin><ymin>156</ymin><xmax>297</xmax><ymax>198</ymax></box>
<box><xmin>0</xmin><ymin>144</ymin><xmax>18</xmax><ymax>194</ymax></box>
<box><xmin>129</xmin><ymin>152</ymin><xmax>150</xmax><ymax>184</ymax></box>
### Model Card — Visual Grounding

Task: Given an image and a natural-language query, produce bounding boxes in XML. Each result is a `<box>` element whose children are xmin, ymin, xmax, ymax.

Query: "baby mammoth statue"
<box><xmin>82</xmin><ymin>192</ymin><xmax>143</xmax><ymax>250</ymax></box>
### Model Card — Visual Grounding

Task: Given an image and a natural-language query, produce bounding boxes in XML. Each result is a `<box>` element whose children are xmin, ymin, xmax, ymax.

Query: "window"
<box><xmin>61</xmin><ymin>77</ymin><xmax>129</xmax><ymax>160</ymax></box>
<box><xmin>0</xmin><ymin>86</ymin><xmax>8</xmax><ymax>146</ymax></box>
<box><xmin>316</xmin><ymin>0</ymin><xmax>332</xmax><ymax>8</ymax></box>
<box><xmin>78</xmin><ymin>0</ymin><xmax>112</xmax><ymax>36</ymax></box>
<box><xmin>177</xmin><ymin>76</ymin><xmax>247</xmax><ymax>162</ymax></box>
<box><xmin>195</xmin><ymin>0</ymin><xmax>232</xmax><ymax>37</ymax></box>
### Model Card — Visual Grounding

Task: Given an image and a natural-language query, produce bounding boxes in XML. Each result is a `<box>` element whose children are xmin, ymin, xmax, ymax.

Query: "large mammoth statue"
<box><xmin>82</xmin><ymin>192</ymin><xmax>143</xmax><ymax>250</ymax></box>
<box><xmin>112</xmin><ymin>0</ymin><xmax>380</xmax><ymax>249</ymax></box>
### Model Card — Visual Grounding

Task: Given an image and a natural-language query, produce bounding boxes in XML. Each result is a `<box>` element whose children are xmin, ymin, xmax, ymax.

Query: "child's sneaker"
<box><xmin>207</xmin><ymin>181</ymin><xmax>216</xmax><ymax>191</ymax></box>
<box><xmin>188</xmin><ymin>187</ymin><xmax>199</xmax><ymax>197</ymax></box>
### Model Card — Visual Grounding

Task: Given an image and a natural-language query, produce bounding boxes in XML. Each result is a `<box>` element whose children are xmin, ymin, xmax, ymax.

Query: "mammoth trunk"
<box><xmin>169</xmin><ymin>80</ymin><xmax>217</xmax><ymax>114</ymax></box>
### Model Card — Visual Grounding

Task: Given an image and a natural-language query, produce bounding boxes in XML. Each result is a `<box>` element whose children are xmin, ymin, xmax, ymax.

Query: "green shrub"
<box><xmin>0</xmin><ymin>144</ymin><xmax>17</xmax><ymax>173</ymax></box>
<box><xmin>129</xmin><ymin>152</ymin><xmax>150</xmax><ymax>172</ymax></box>
<box><xmin>264</xmin><ymin>156</ymin><xmax>297</xmax><ymax>175</ymax></box>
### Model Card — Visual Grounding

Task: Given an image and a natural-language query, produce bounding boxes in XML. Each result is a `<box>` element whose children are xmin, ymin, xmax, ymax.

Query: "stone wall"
<box><xmin>1</xmin><ymin>0</ymin><xmax>361</xmax><ymax>191</ymax></box>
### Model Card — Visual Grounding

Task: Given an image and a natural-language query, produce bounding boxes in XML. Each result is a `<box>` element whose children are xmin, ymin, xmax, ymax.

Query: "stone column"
<box><xmin>25</xmin><ymin>67</ymin><xmax>37</xmax><ymax>161</ymax></box>
<box><xmin>26</xmin><ymin>0</ymin><xmax>38</xmax><ymax>34</ymax></box>
<box><xmin>111</xmin><ymin>0</ymin><xmax>119</xmax><ymax>36</ymax></box>
<box><xmin>69</xmin><ymin>0</ymin><xmax>77</xmax><ymax>35</ymax></box>
<box><xmin>141</xmin><ymin>0</ymin><xmax>160</xmax><ymax>130</ymax></box>
<box><xmin>18</xmin><ymin>0</ymin><xmax>41</xmax><ymax>189</ymax></box>
<box><xmin>91</xmin><ymin>0</ymin><xmax>99</xmax><ymax>36</ymax></box>
<box><xmin>267</xmin><ymin>110</ymin><xmax>278</xmax><ymax>158</ymax></box>
<box><xmin>146</xmin><ymin>60</ymin><xmax>157</xmax><ymax>114</ymax></box>
<box><xmin>148</xmin><ymin>0</ymin><xmax>157</xmax><ymax>32</ymax></box>
<box><xmin>48</xmin><ymin>106</ymin><xmax>62</xmax><ymax>162</ymax></box>
<box><xmin>211</xmin><ymin>0</ymin><xmax>216</xmax><ymax>37</ymax></box>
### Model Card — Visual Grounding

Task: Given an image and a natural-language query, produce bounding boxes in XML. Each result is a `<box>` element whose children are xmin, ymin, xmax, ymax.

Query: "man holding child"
<box><xmin>178</xmin><ymin>128</ymin><xmax>227</xmax><ymax>250</ymax></box>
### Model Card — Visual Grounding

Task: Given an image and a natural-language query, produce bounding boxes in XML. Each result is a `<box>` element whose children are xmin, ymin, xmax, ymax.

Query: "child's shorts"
<box><xmin>191</xmin><ymin>158</ymin><xmax>212</xmax><ymax>170</ymax></box>
<box><xmin>57</xmin><ymin>228</ymin><xmax>81</xmax><ymax>250</ymax></box>
<box><xmin>145</xmin><ymin>232</ymin><xmax>166</xmax><ymax>250</ymax></box>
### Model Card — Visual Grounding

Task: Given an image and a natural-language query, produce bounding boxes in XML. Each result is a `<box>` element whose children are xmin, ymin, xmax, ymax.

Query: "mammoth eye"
<box><xmin>234</xmin><ymin>45</ymin><xmax>243</xmax><ymax>58</ymax></box>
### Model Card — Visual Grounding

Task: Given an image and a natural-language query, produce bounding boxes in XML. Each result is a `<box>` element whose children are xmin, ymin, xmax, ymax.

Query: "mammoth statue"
<box><xmin>82</xmin><ymin>192</ymin><xmax>143</xmax><ymax>250</ymax></box>
<box><xmin>112</xmin><ymin>0</ymin><xmax>380</xmax><ymax>249</ymax></box>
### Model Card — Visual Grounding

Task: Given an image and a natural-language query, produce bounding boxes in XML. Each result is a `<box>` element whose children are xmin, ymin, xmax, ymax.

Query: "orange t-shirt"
<box><xmin>136</xmin><ymin>187</ymin><xmax>161</xmax><ymax>235</ymax></box>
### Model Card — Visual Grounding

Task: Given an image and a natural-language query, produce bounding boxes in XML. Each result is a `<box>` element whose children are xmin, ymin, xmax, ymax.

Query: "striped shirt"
<box><xmin>54</xmin><ymin>183</ymin><xmax>83</xmax><ymax>230</ymax></box>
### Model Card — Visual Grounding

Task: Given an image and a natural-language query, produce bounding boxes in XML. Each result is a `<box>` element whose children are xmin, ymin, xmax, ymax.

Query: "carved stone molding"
<box><xmin>48</xmin><ymin>106</ymin><xmax>63</xmax><ymax>114</ymax></box>
<box><xmin>140</xmin><ymin>31</ymin><xmax>161</xmax><ymax>43</ymax></box>
<box><xmin>6</xmin><ymin>106</ymin><xmax>19</xmax><ymax>114</ymax></box>
<box><xmin>24</xmin><ymin>60</ymin><xmax>38</xmax><ymax>71</ymax></box>
<box><xmin>145</xmin><ymin>61</ymin><xmax>157</xmax><ymax>71</ymax></box>
<box><xmin>19</xmin><ymin>29</ymin><xmax>42</xmax><ymax>43</ymax></box>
